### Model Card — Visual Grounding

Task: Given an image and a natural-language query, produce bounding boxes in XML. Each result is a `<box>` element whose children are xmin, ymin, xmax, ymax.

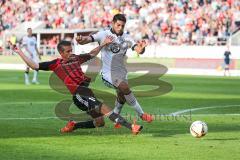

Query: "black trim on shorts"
<box><xmin>101</xmin><ymin>74</ymin><xmax>117</xmax><ymax>89</ymax></box>
<box><xmin>73</xmin><ymin>92</ymin><xmax>103</xmax><ymax>118</ymax></box>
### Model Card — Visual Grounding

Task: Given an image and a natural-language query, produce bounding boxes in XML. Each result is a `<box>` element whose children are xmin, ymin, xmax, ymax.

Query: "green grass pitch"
<box><xmin>0</xmin><ymin>70</ymin><xmax>240</xmax><ymax>160</ymax></box>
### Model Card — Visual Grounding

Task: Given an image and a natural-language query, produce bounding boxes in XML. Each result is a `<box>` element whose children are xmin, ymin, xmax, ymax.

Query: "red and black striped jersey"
<box><xmin>39</xmin><ymin>54</ymin><xmax>92</xmax><ymax>94</ymax></box>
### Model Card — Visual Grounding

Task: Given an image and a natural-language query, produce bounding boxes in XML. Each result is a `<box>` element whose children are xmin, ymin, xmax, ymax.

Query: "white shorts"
<box><xmin>101</xmin><ymin>72</ymin><xmax>128</xmax><ymax>89</ymax></box>
<box><xmin>25</xmin><ymin>56</ymin><xmax>39</xmax><ymax>69</ymax></box>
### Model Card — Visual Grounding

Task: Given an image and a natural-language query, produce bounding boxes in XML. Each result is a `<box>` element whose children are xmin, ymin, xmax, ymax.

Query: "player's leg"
<box><xmin>61</xmin><ymin>116</ymin><xmax>105</xmax><ymax>133</ymax></box>
<box><xmin>101</xmin><ymin>74</ymin><xmax>131</xmax><ymax>128</ymax></box>
<box><xmin>118</xmin><ymin>81</ymin><xmax>153</xmax><ymax>123</ymax></box>
<box><xmin>24</xmin><ymin>66</ymin><xmax>30</xmax><ymax>85</ymax></box>
<box><xmin>224</xmin><ymin>64</ymin><xmax>230</xmax><ymax>76</ymax></box>
<box><xmin>112</xmin><ymin>90</ymin><xmax>126</xmax><ymax>128</ymax></box>
<box><xmin>61</xmin><ymin>98</ymin><xmax>143</xmax><ymax>134</ymax></box>
<box><xmin>74</xmin><ymin>86</ymin><xmax>138</xmax><ymax>132</ymax></box>
<box><xmin>101</xmin><ymin>75</ymin><xmax>125</xmax><ymax>114</ymax></box>
<box><xmin>74</xmin><ymin>108</ymin><xmax>106</xmax><ymax>131</ymax></box>
<box><xmin>69</xmin><ymin>96</ymin><xmax>143</xmax><ymax>134</ymax></box>
<box><xmin>226</xmin><ymin>63</ymin><xmax>230</xmax><ymax>76</ymax></box>
<box><xmin>32</xmin><ymin>70</ymin><xmax>39</xmax><ymax>84</ymax></box>
<box><xmin>61</xmin><ymin>91</ymin><xmax>105</xmax><ymax>133</ymax></box>
<box><xmin>62</xmin><ymin>86</ymin><xmax>143</xmax><ymax>134</ymax></box>
<box><xmin>32</xmin><ymin>57</ymin><xmax>40</xmax><ymax>84</ymax></box>
<box><xmin>113</xmin><ymin>90</ymin><xmax>126</xmax><ymax>114</ymax></box>
<box><xmin>101</xmin><ymin>103</ymin><xmax>143</xmax><ymax>135</ymax></box>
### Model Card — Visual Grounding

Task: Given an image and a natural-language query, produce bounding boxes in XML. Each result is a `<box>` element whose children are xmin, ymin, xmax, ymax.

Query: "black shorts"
<box><xmin>73</xmin><ymin>85</ymin><xmax>103</xmax><ymax>119</ymax></box>
<box><xmin>224</xmin><ymin>59</ymin><xmax>230</xmax><ymax>65</ymax></box>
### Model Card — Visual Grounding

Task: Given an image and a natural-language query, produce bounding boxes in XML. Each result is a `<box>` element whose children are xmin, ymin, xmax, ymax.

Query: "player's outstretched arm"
<box><xmin>134</xmin><ymin>40</ymin><xmax>147</xmax><ymax>55</ymax></box>
<box><xmin>88</xmin><ymin>36</ymin><xmax>114</xmax><ymax>57</ymax></box>
<box><xmin>75</xmin><ymin>35</ymin><xmax>93</xmax><ymax>45</ymax></box>
<box><xmin>9</xmin><ymin>42</ymin><xmax>39</xmax><ymax>70</ymax></box>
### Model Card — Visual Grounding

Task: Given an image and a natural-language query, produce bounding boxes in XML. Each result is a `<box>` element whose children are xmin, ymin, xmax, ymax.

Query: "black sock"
<box><xmin>108</xmin><ymin>112</ymin><xmax>132</xmax><ymax>129</ymax></box>
<box><xmin>73</xmin><ymin>120</ymin><xmax>95</xmax><ymax>130</ymax></box>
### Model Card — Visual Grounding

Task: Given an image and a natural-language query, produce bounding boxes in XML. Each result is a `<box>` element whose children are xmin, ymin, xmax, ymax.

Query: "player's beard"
<box><xmin>116</xmin><ymin>30</ymin><xmax>123</xmax><ymax>35</ymax></box>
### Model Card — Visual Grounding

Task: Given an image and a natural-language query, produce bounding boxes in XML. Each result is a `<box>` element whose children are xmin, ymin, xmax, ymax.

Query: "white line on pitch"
<box><xmin>170</xmin><ymin>104</ymin><xmax>240</xmax><ymax>116</ymax></box>
<box><xmin>0</xmin><ymin>101</ymin><xmax>58</xmax><ymax>105</ymax></box>
<box><xmin>0</xmin><ymin>117</ymin><xmax>59</xmax><ymax>120</ymax></box>
<box><xmin>0</xmin><ymin>114</ymin><xmax>240</xmax><ymax>120</ymax></box>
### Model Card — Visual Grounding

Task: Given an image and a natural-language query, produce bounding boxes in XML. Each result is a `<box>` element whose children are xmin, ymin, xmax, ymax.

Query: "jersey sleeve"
<box><xmin>39</xmin><ymin>59</ymin><xmax>58</xmax><ymax>71</ymax></box>
<box><xmin>91</xmin><ymin>31</ymin><xmax>106</xmax><ymax>43</ymax></box>
<box><xmin>22</xmin><ymin>36</ymin><xmax>27</xmax><ymax>46</ymax></box>
<box><xmin>33</xmin><ymin>37</ymin><xmax>37</xmax><ymax>46</ymax></box>
<box><xmin>126</xmin><ymin>36</ymin><xmax>137</xmax><ymax>50</ymax></box>
<box><xmin>77</xmin><ymin>54</ymin><xmax>92</xmax><ymax>64</ymax></box>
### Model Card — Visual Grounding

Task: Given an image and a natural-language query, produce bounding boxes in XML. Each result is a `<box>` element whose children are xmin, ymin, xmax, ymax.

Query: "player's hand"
<box><xmin>8</xmin><ymin>41</ymin><xmax>22</xmax><ymax>54</ymax></box>
<box><xmin>75</xmin><ymin>35</ymin><xmax>84</xmax><ymax>44</ymax></box>
<box><xmin>135</xmin><ymin>40</ymin><xmax>147</xmax><ymax>54</ymax></box>
<box><xmin>102</xmin><ymin>36</ymin><xmax>114</xmax><ymax>46</ymax></box>
<box><xmin>137</xmin><ymin>40</ymin><xmax>147</xmax><ymax>49</ymax></box>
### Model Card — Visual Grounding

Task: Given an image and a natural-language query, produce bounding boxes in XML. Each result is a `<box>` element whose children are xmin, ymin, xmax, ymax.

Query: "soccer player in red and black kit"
<box><xmin>9</xmin><ymin>36</ymin><xmax>143</xmax><ymax>135</ymax></box>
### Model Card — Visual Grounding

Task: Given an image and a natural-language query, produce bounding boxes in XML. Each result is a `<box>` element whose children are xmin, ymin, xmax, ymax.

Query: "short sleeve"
<box><xmin>39</xmin><ymin>59</ymin><xmax>58</xmax><ymax>71</ymax></box>
<box><xmin>91</xmin><ymin>31</ymin><xmax>106</xmax><ymax>43</ymax></box>
<box><xmin>22</xmin><ymin>36</ymin><xmax>27</xmax><ymax>46</ymax></box>
<box><xmin>125</xmin><ymin>35</ymin><xmax>136</xmax><ymax>50</ymax></box>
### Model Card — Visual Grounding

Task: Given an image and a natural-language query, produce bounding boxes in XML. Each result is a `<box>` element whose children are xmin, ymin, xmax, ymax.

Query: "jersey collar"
<box><xmin>110</xmin><ymin>28</ymin><xmax>123</xmax><ymax>36</ymax></box>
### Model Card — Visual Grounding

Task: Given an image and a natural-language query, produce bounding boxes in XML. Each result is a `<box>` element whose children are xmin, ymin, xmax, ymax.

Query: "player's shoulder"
<box><xmin>95</xmin><ymin>28</ymin><xmax>110</xmax><ymax>34</ymax></box>
<box><xmin>22</xmin><ymin>36</ymin><xmax>28</xmax><ymax>40</ymax></box>
<box><xmin>122</xmin><ymin>32</ymin><xmax>131</xmax><ymax>38</ymax></box>
<box><xmin>30</xmin><ymin>36</ymin><xmax>37</xmax><ymax>41</ymax></box>
<box><xmin>122</xmin><ymin>32</ymin><xmax>134</xmax><ymax>43</ymax></box>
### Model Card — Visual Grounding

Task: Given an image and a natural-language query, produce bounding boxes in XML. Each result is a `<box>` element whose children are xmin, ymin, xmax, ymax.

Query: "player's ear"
<box><xmin>58</xmin><ymin>49</ymin><xmax>64</xmax><ymax>56</ymax></box>
<box><xmin>112</xmin><ymin>21</ymin><xmax>116</xmax><ymax>26</ymax></box>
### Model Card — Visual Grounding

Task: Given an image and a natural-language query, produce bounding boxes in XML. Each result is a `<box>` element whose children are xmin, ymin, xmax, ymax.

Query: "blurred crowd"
<box><xmin>1</xmin><ymin>0</ymin><xmax>240</xmax><ymax>46</ymax></box>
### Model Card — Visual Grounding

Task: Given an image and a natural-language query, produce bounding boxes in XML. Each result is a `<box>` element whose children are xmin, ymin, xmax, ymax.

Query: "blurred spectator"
<box><xmin>48</xmin><ymin>36</ymin><xmax>58</xmax><ymax>48</ymax></box>
<box><xmin>0</xmin><ymin>0</ymin><xmax>239</xmax><ymax>46</ymax></box>
<box><xmin>223</xmin><ymin>45</ymin><xmax>231</xmax><ymax>76</ymax></box>
<box><xmin>9</xmin><ymin>34</ymin><xmax>17</xmax><ymax>46</ymax></box>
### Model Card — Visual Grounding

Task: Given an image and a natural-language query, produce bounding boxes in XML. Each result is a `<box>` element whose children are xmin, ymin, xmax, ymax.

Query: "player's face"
<box><xmin>27</xmin><ymin>29</ymin><xmax>32</xmax><ymax>36</ymax></box>
<box><xmin>60</xmin><ymin>45</ymin><xmax>72</xmax><ymax>60</ymax></box>
<box><xmin>112</xmin><ymin>20</ymin><xmax>125</xmax><ymax>35</ymax></box>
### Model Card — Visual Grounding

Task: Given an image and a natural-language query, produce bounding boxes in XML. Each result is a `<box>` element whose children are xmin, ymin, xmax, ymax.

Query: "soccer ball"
<box><xmin>190</xmin><ymin>121</ymin><xmax>208</xmax><ymax>138</ymax></box>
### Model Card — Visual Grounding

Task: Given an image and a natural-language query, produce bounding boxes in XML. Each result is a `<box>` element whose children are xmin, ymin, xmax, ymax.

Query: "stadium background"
<box><xmin>1</xmin><ymin>0</ymin><xmax>240</xmax><ymax>76</ymax></box>
<box><xmin>0</xmin><ymin>1</ymin><xmax>240</xmax><ymax>160</ymax></box>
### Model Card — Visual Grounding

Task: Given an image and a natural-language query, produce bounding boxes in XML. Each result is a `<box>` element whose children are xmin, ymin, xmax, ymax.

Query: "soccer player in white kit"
<box><xmin>22</xmin><ymin>28</ymin><xmax>41</xmax><ymax>85</ymax></box>
<box><xmin>76</xmin><ymin>14</ymin><xmax>153</xmax><ymax>127</ymax></box>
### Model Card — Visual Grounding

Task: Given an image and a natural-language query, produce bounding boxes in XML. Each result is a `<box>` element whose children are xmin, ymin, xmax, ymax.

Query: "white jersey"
<box><xmin>92</xmin><ymin>29</ymin><xmax>136</xmax><ymax>86</ymax></box>
<box><xmin>22</xmin><ymin>36</ymin><xmax>38</xmax><ymax>58</ymax></box>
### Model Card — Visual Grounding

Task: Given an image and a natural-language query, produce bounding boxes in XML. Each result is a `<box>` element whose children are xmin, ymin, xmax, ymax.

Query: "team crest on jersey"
<box><xmin>109</xmin><ymin>43</ymin><xmax>121</xmax><ymax>53</ymax></box>
<box><xmin>108</xmin><ymin>40</ymin><xmax>132</xmax><ymax>54</ymax></box>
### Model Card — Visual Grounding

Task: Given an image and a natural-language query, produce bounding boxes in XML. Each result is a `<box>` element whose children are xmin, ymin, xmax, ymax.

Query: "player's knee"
<box><xmin>118</xmin><ymin>82</ymin><xmax>131</xmax><ymax>94</ymax></box>
<box><xmin>94</xmin><ymin>117</ymin><xmax>105</xmax><ymax>127</ymax></box>
<box><xmin>117</xmin><ymin>90</ymin><xmax>126</xmax><ymax>103</ymax></box>
<box><xmin>117</xmin><ymin>95</ymin><xmax>126</xmax><ymax>104</ymax></box>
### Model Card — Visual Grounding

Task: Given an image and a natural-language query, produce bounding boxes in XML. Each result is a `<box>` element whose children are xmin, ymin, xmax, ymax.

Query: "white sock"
<box><xmin>124</xmin><ymin>92</ymin><xmax>144</xmax><ymax>116</ymax></box>
<box><xmin>24</xmin><ymin>72</ymin><xmax>29</xmax><ymax>84</ymax></box>
<box><xmin>113</xmin><ymin>100</ymin><xmax>124</xmax><ymax>114</ymax></box>
<box><xmin>32</xmin><ymin>70</ymin><xmax>38</xmax><ymax>82</ymax></box>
